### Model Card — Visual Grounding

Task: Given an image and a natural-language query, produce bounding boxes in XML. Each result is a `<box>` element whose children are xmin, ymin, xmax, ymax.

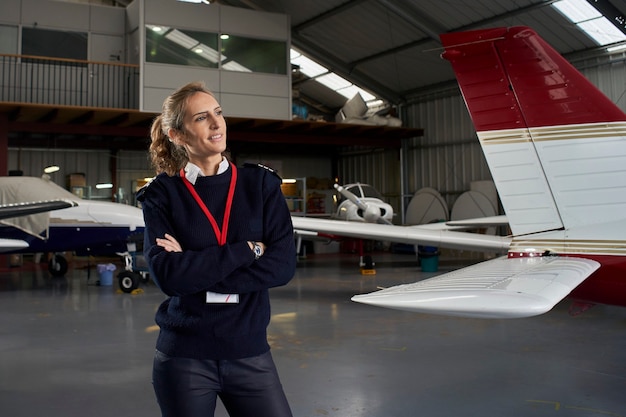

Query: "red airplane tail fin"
<box><xmin>440</xmin><ymin>26</ymin><xmax>626</xmax><ymax>132</ymax></box>
<box><xmin>441</xmin><ymin>27</ymin><xmax>626</xmax><ymax>237</ymax></box>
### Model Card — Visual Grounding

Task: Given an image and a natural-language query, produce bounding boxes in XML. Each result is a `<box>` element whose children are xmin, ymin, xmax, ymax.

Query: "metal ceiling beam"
<box><xmin>377</xmin><ymin>0</ymin><xmax>445</xmax><ymax>42</ymax></box>
<box><xmin>293</xmin><ymin>0</ymin><xmax>370</xmax><ymax>33</ymax></box>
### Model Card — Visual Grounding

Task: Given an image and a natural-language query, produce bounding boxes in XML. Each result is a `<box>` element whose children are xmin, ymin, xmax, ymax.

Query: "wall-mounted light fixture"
<box><xmin>43</xmin><ymin>165</ymin><xmax>60</xmax><ymax>174</ymax></box>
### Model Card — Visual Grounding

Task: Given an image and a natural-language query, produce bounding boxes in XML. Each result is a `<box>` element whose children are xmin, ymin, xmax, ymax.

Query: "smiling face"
<box><xmin>168</xmin><ymin>91</ymin><xmax>227</xmax><ymax>172</ymax></box>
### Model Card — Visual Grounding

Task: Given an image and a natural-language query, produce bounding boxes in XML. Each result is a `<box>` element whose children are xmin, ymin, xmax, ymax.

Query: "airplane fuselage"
<box><xmin>0</xmin><ymin>223</ymin><xmax>144</xmax><ymax>256</ymax></box>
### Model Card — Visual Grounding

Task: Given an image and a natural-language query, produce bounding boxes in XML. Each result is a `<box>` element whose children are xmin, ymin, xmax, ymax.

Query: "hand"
<box><xmin>156</xmin><ymin>233</ymin><xmax>182</xmax><ymax>252</ymax></box>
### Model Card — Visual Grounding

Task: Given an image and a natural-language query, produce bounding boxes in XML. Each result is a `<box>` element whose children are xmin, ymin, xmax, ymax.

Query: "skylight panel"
<box><xmin>553</xmin><ymin>0</ymin><xmax>601</xmax><ymax>22</ymax></box>
<box><xmin>291</xmin><ymin>51</ymin><xmax>328</xmax><ymax>78</ymax></box>
<box><xmin>578</xmin><ymin>18</ymin><xmax>626</xmax><ymax>45</ymax></box>
<box><xmin>553</xmin><ymin>0</ymin><xmax>626</xmax><ymax>49</ymax></box>
<box><xmin>316</xmin><ymin>73</ymin><xmax>352</xmax><ymax>91</ymax></box>
<box><xmin>290</xmin><ymin>49</ymin><xmax>383</xmax><ymax>110</ymax></box>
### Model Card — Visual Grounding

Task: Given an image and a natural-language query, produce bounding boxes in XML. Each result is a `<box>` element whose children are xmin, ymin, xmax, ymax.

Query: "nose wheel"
<box><xmin>118</xmin><ymin>270</ymin><xmax>140</xmax><ymax>293</ymax></box>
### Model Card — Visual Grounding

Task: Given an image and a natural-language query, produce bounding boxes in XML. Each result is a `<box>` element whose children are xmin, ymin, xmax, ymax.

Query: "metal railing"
<box><xmin>0</xmin><ymin>54</ymin><xmax>140</xmax><ymax>109</ymax></box>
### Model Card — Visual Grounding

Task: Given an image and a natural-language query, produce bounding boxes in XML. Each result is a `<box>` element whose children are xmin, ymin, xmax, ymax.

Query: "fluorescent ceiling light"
<box><xmin>96</xmin><ymin>183</ymin><xmax>113</xmax><ymax>189</ymax></box>
<box><xmin>44</xmin><ymin>165</ymin><xmax>60</xmax><ymax>174</ymax></box>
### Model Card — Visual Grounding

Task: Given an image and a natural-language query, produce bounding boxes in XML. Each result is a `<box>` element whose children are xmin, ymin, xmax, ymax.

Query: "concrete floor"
<box><xmin>0</xmin><ymin>251</ymin><xmax>625</xmax><ymax>417</ymax></box>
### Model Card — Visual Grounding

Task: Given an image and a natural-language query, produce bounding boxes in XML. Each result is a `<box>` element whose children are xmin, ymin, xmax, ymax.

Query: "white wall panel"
<box><xmin>89</xmin><ymin>5</ymin><xmax>125</xmax><ymax>35</ymax></box>
<box><xmin>220</xmin><ymin>94</ymin><xmax>289</xmax><ymax>119</ymax></box>
<box><xmin>221</xmin><ymin>6</ymin><xmax>289</xmax><ymax>39</ymax></box>
<box><xmin>0</xmin><ymin>0</ymin><xmax>20</xmax><ymax>24</ymax></box>
<box><xmin>145</xmin><ymin>0</ymin><xmax>220</xmax><ymax>32</ymax></box>
<box><xmin>22</xmin><ymin>0</ymin><xmax>89</xmax><ymax>31</ymax></box>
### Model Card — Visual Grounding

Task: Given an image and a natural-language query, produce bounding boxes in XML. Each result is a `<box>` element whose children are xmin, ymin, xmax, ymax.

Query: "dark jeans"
<box><xmin>153</xmin><ymin>350</ymin><xmax>293</xmax><ymax>417</ymax></box>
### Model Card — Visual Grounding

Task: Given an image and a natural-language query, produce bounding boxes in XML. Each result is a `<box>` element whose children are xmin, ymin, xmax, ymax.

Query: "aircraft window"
<box><xmin>358</xmin><ymin>185</ymin><xmax>383</xmax><ymax>199</ymax></box>
<box><xmin>335</xmin><ymin>184</ymin><xmax>384</xmax><ymax>206</ymax></box>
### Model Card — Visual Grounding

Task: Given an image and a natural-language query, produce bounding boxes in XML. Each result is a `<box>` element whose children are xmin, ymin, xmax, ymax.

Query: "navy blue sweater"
<box><xmin>138</xmin><ymin>164</ymin><xmax>296</xmax><ymax>360</ymax></box>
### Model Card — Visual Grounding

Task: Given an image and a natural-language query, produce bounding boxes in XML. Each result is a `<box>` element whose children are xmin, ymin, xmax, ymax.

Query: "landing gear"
<box><xmin>48</xmin><ymin>254</ymin><xmax>68</xmax><ymax>277</ymax></box>
<box><xmin>117</xmin><ymin>249</ymin><xmax>149</xmax><ymax>293</ymax></box>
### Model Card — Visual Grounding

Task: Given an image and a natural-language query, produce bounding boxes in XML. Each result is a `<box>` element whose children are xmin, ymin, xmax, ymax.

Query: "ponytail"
<box><xmin>148</xmin><ymin>108</ymin><xmax>188</xmax><ymax>176</ymax></box>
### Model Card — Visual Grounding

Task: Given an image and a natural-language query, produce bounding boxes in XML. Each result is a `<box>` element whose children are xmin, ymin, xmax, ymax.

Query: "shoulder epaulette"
<box><xmin>243</xmin><ymin>163</ymin><xmax>282</xmax><ymax>180</ymax></box>
<box><xmin>135</xmin><ymin>175</ymin><xmax>160</xmax><ymax>201</ymax></box>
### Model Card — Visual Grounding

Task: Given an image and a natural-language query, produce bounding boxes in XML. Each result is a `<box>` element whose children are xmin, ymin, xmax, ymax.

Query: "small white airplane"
<box><xmin>292</xmin><ymin>26</ymin><xmax>626</xmax><ymax>319</ymax></box>
<box><xmin>333</xmin><ymin>183</ymin><xmax>394</xmax><ymax>224</ymax></box>
<box><xmin>0</xmin><ymin>176</ymin><xmax>145</xmax><ymax>278</ymax></box>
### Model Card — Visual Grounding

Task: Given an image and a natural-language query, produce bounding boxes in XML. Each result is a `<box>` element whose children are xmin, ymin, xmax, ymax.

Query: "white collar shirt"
<box><xmin>183</xmin><ymin>157</ymin><xmax>229</xmax><ymax>185</ymax></box>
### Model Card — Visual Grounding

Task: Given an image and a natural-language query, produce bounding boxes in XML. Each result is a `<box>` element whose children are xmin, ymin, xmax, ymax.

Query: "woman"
<box><xmin>138</xmin><ymin>81</ymin><xmax>296</xmax><ymax>417</ymax></box>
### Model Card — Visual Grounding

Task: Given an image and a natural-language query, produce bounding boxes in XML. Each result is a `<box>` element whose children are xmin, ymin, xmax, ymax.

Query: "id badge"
<box><xmin>206</xmin><ymin>291</ymin><xmax>239</xmax><ymax>303</ymax></box>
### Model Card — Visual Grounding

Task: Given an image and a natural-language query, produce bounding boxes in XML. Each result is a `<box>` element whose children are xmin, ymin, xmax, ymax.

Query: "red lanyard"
<box><xmin>180</xmin><ymin>163</ymin><xmax>237</xmax><ymax>246</ymax></box>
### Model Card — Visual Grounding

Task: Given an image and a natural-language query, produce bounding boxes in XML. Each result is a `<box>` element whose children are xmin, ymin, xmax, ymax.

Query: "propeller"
<box><xmin>334</xmin><ymin>183</ymin><xmax>392</xmax><ymax>225</ymax></box>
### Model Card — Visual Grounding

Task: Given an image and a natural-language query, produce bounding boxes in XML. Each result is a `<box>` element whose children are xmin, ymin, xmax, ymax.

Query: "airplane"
<box><xmin>333</xmin><ymin>183</ymin><xmax>393</xmax><ymax>224</ymax></box>
<box><xmin>292</xmin><ymin>26</ymin><xmax>626</xmax><ymax>319</ymax></box>
<box><xmin>0</xmin><ymin>176</ymin><xmax>145</xmax><ymax>280</ymax></box>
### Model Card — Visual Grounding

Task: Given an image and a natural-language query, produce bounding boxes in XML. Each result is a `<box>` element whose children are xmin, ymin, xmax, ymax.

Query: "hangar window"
<box><xmin>22</xmin><ymin>28</ymin><xmax>87</xmax><ymax>61</ymax></box>
<box><xmin>220</xmin><ymin>35</ymin><xmax>287</xmax><ymax>75</ymax></box>
<box><xmin>146</xmin><ymin>25</ymin><xmax>287</xmax><ymax>74</ymax></box>
<box><xmin>146</xmin><ymin>25</ymin><xmax>219</xmax><ymax>68</ymax></box>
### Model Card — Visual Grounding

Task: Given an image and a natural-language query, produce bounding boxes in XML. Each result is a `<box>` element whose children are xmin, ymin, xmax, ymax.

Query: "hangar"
<box><xmin>1</xmin><ymin>0</ymin><xmax>626</xmax><ymax>416</ymax></box>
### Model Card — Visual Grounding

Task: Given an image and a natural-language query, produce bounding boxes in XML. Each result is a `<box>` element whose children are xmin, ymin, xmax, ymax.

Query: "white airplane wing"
<box><xmin>0</xmin><ymin>200</ymin><xmax>79</xmax><ymax>253</ymax></box>
<box><xmin>445</xmin><ymin>215</ymin><xmax>509</xmax><ymax>228</ymax></box>
<box><xmin>352</xmin><ymin>256</ymin><xmax>600</xmax><ymax>319</ymax></box>
<box><xmin>291</xmin><ymin>217</ymin><xmax>511</xmax><ymax>252</ymax></box>
<box><xmin>0</xmin><ymin>200</ymin><xmax>77</xmax><ymax>221</ymax></box>
<box><xmin>0</xmin><ymin>238</ymin><xmax>30</xmax><ymax>252</ymax></box>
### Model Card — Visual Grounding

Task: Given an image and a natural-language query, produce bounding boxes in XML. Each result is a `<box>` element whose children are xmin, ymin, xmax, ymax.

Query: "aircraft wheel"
<box><xmin>48</xmin><ymin>255</ymin><xmax>68</xmax><ymax>277</ymax></box>
<box><xmin>118</xmin><ymin>271</ymin><xmax>140</xmax><ymax>293</ymax></box>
